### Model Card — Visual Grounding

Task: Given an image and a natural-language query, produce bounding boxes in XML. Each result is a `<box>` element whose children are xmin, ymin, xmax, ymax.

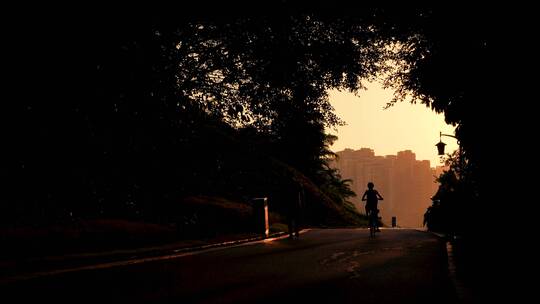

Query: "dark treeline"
<box><xmin>6</xmin><ymin>3</ymin><xmax>531</xmax><ymax>251</ymax></box>
<box><xmin>395</xmin><ymin>6</ymin><xmax>532</xmax><ymax>299</ymax></box>
<box><xmin>8</xmin><ymin>3</ymin><xmax>398</xmax><ymax>227</ymax></box>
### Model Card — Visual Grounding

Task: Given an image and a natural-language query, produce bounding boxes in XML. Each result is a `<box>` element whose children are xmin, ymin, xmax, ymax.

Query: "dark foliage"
<box><xmin>7</xmin><ymin>5</ymin><xmax>527</xmax><ymax>244</ymax></box>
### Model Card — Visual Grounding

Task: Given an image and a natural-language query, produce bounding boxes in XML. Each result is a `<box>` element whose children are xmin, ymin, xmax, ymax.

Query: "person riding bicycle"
<box><xmin>362</xmin><ymin>182</ymin><xmax>383</xmax><ymax>232</ymax></box>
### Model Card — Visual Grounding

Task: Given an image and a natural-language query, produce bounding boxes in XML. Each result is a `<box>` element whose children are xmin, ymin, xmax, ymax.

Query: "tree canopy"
<box><xmin>7</xmin><ymin>6</ymin><xmax>510</xmax><ymax>237</ymax></box>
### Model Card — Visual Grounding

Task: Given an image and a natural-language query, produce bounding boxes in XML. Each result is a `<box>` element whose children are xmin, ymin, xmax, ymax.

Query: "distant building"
<box><xmin>331</xmin><ymin>148</ymin><xmax>448</xmax><ymax>227</ymax></box>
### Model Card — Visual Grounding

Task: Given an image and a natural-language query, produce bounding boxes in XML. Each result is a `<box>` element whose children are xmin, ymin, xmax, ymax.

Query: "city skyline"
<box><xmin>331</xmin><ymin>147</ymin><xmax>447</xmax><ymax>227</ymax></box>
<box><xmin>327</xmin><ymin>81</ymin><xmax>459</xmax><ymax>166</ymax></box>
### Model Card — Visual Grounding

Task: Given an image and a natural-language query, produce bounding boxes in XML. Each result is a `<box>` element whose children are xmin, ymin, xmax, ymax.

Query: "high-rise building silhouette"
<box><xmin>331</xmin><ymin>148</ymin><xmax>447</xmax><ymax>227</ymax></box>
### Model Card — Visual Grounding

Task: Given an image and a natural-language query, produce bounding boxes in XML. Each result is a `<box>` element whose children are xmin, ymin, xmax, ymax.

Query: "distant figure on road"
<box><xmin>362</xmin><ymin>182</ymin><xmax>383</xmax><ymax>231</ymax></box>
<box><xmin>287</xmin><ymin>183</ymin><xmax>304</xmax><ymax>239</ymax></box>
<box><xmin>423</xmin><ymin>207</ymin><xmax>431</xmax><ymax>228</ymax></box>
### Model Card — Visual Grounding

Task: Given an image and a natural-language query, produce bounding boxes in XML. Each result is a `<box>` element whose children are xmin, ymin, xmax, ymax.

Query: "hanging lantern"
<box><xmin>436</xmin><ymin>141</ymin><xmax>446</xmax><ymax>155</ymax></box>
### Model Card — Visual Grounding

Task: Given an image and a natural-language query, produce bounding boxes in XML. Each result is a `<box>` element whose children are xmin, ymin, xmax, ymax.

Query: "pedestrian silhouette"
<box><xmin>423</xmin><ymin>206</ymin><xmax>431</xmax><ymax>228</ymax></box>
<box><xmin>362</xmin><ymin>182</ymin><xmax>383</xmax><ymax>231</ymax></box>
<box><xmin>287</xmin><ymin>183</ymin><xmax>304</xmax><ymax>239</ymax></box>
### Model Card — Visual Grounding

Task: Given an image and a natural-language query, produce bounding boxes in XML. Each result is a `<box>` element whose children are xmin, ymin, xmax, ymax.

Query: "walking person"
<box><xmin>287</xmin><ymin>183</ymin><xmax>304</xmax><ymax>239</ymax></box>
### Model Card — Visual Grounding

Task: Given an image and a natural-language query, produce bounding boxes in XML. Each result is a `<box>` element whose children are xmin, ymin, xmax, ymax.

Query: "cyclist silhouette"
<box><xmin>362</xmin><ymin>182</ymin><xmax>383</xmax><ymax>232</ymax></box>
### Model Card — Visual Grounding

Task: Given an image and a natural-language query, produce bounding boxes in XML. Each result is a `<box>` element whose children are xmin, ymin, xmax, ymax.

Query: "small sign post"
<box><xmin>252</xmin><ymin>197</ymin><xmax>269</xmax><ymax>238</ymax></box>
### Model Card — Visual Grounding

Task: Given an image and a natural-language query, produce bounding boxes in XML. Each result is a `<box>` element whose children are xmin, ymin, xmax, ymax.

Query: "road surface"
<box><xmin>0</xmin><ymin>229</ymin><xmax>457</xmax><ymax>303</ymax></box>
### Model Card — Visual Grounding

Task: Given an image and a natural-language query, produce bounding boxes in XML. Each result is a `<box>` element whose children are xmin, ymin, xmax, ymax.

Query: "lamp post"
<box><xmin>436</xmin><ymin>131</ymin><xmax>463</xmax><ymax>175</ymax></box>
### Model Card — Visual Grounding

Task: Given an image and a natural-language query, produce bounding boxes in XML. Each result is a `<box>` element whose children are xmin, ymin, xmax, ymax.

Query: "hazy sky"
<box><xmin>327</xmin><ymin>81</ymin><xmax>458</xmax><ymax>167</ymax></box>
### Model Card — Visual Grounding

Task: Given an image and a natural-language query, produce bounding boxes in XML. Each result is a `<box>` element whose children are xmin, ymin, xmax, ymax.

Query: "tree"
<box><xmin>9</xmin><ymin>6</ymin><xmax>498</xmax><ymax>231</ymax></box>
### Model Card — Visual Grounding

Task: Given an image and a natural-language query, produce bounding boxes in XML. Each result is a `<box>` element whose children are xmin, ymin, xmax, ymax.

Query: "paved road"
<box><xmin>0</xmin><ymin>229</ymin><xmax>457</xmax><ymax>303</ymax></box>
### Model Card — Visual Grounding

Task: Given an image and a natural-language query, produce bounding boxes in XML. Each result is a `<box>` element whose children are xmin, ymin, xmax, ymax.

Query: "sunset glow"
<box><xmin>328</xmin><ymin>81</ymin><xmax>459</xmax><ymax>166</ymax></box>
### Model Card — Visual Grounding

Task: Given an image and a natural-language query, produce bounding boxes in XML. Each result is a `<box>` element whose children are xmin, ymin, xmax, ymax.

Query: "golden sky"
<box><xmin>327</xmin><ymin>81</ymin><xmax>458</xmax><ymax>167</ymax></box>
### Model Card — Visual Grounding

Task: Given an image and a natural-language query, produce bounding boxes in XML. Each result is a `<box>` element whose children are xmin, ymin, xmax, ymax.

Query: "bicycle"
<box><xmin>368</xmin><ymin>209</ymin><xmax>380</xmax><ymax>238</ymax></box>
<box><xmin>361</xmin><ymin>182</ymin><xmax>384</xmax><ymax>238</ymax></box>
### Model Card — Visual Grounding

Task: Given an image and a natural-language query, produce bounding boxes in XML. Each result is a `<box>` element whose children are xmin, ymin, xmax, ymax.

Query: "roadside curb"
<box><xmin>0</xmin><ymin>229</ymin><xmax>310</xmax><ymax>285</ymax></box>
<box><xmin>418</xmin><ymin>229</ymin><xmax>472</xmax><ymax>303</ymax></box>
<box><xmin>163</xmin><ymin>229</ymin><xmax>311</xmax><ymax>254</ymax></box>
<box><xmin>414</xmin><ymin>228</ymin><xmax>448</xmax><ymax>239</ymax></box>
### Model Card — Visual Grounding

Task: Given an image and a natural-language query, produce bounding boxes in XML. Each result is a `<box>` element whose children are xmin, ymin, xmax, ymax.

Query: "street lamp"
<box><xmin>436</xmin><ymin>140</ymin><xmax>446</xmax><ymax>156</ymax></box>
<box><xmin>436</xmin><ymin>131</ymin><xmax>457</xmax><ymax>156</ymax></box>
<box><xmin>436</xmin><ymin>131</ymin><xmax>463</xmax><ymax>174</ymax></box>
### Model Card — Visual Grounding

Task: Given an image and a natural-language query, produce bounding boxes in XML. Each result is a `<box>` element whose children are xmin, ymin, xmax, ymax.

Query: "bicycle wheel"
<box><xmin>369</xmin><ymin>212</ymin><xmax>376</xmax><ymax>237</ymax></box>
